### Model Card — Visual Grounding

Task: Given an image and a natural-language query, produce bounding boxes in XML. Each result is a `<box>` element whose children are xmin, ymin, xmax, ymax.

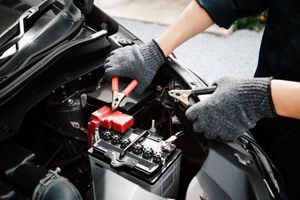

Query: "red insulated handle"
<box><xmin>112</xmin><ymin>76</ymin><xmax>118</xmax><ymax>92</ymax></box>
<box><xmin>123</xmin><ymin>79</ymin><xmax>138</xmax><ymax>96</ymax></box>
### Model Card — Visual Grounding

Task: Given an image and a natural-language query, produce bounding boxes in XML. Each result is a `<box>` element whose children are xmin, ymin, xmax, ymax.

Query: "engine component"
<box><xmin>47</xmin><ymin>91</ymin><xmax>88</xmax><ymax>141</ymax></box>
<box><xmin>0</xmin><ymin>180</ymin><xmax>16</xmax><ymax>200</ymax></box>
<box><xmin>0</xmin><ymin>143</ymin><xmax>35</xmax><ymax>177</ymax></box>
<box><xmin>88</xmin><ymin>127</ymin><xmax>182</xmax><ymax>200</ymax></box>
<box><xmin>32</xmin><ymin>168</ymin><xmax>82</xmax><ymax>200</ymax></box>
<box><xmin>8</xmin><ymin>162</ymin><xmax>82</xmax><ymax>200</ymax></box>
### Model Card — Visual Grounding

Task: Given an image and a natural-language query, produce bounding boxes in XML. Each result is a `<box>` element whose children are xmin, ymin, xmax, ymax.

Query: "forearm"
<box><xmin>155</xmin><ymin>0</ymin><xmax>214</xmax><ymax>57</ymax></box>
<box><xmin>271</xmin><ymin>80</ymin><xmax>300</xmax><ymax>119</ymax></box>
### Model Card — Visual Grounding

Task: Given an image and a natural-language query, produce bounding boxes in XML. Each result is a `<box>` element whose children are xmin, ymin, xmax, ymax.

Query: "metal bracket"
<box><xmin>40</xmin><ymin>167</ymin><xmax>61</xmax><ymax>186</ymax></box>
<box><xmin>105</xmin><ymin>150</ymin><xmax>138</xmax><ymax>168</ymax></box>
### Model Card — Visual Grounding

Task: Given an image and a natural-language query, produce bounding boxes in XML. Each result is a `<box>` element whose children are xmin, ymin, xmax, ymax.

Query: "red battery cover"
<box><xmin>90</xmin><ymin>106</ymin><xmax>134</xmax><ymax>133</ymax></box>
<box><xmin>87</xmin><ymin>106</ymin><xmax>134</xmax><ymax>147</ymax></box>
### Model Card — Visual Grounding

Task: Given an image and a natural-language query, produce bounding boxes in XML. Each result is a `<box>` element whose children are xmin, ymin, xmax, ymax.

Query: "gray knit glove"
<box><xmin>186</xmin><ymin>77</ymin><xmax>276</xmax><ymax>140</ymax></box>
<box><xmin>104</xmin><ymin>40</ymin><xmax>165</xmax><ymax>94</ymax></box>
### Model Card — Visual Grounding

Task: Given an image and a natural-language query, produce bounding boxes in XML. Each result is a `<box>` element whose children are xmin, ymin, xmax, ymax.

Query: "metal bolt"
<box><xmin>70</xmin><ymin>121</ymin><xmax>80</xmax><ymax>129</ymax></box>
<box><xmin>149</xmin><ymin>119</ymin><xmax>156</xmax><ymax>136</ymax></box>
<box><xmin>111</xmin><ymin>161</ymin><xmax>118</xmax><ymax>166</ymax></box>
<box><xmin>81</xmin><ymin>94</ymin><xmax>87</xmax><ymax>108</ymax></box>
<box><xmin>67</xmin><ymin>99</ymin><xmax>74</xmax><ymax>105</ymax></box>
<box><xmin>156</xmin><ymin>85</ymin><xmax>163</xmax><ymax>91</ymax></box>
<box><xmin>81</xmin><ymin>94</ymin><xmax>87</xmax><ymax>100</ymax></box>
<box><xmin>246</xmin><ymin>160</ymin><xmax>253</xmax><ymax>165</ymax></box>
<box><xmin>54</xmin><ymin>167</ymin><xmax>61</xmax><ymax>174</ymax></box>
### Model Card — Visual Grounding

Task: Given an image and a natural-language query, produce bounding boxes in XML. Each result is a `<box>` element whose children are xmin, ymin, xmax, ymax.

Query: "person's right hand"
<box><xmin>104</xmin><ymin>40</ymin><xmax>165</xmax><ymax>94</ymax></box>
<box><xmin>186</xmin><ymin>77</ymin><xmax>276</xmax><ymax>140</ymax></box>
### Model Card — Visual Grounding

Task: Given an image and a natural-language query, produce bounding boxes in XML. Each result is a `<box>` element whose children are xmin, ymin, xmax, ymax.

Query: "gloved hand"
<box><xmin>104</xmin><ymin>40</ymin><xmax>165</xmax><ymax>94</ymax></box>
<box><xmin>185</xmin><ymin>76</ymin><xmax>276</xmax><ymax>140</ymax></box>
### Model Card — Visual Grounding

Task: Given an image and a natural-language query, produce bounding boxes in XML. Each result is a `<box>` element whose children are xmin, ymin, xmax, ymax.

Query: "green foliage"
<box><xmin>233</xmin><ymin>11</ymin><xmax>268</xmax><ymax>31</ymax></box>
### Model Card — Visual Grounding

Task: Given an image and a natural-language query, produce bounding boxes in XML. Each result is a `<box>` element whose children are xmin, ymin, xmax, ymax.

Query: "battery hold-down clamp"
<box><xmin>87</xmin><ymin>106</ymin><xmax>134</xmax><ymax>147</ymax></box>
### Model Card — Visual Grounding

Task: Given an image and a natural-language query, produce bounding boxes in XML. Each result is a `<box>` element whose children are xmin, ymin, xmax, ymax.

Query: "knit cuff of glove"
<box><xmin>139</xmin><ymin>40</ymin><xmax>165</xmax><ymax>72</ymax></box>
<box><xmin>238</xmin><ymin>77</ymin><xmax>276</xmax><ymax>118</ymax></box>
<box><xmin>152</xmin><ymin>39</ymin><xmax>166</xmax><ymax>59</ymax></box>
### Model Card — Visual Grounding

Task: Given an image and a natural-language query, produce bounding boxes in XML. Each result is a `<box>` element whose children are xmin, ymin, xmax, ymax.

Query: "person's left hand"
<box><xmin>185</xmin><ymin>76</ymin><xmax>276</xmax><ymax>140</ymax></box>
<box><xmin>104</xmin><ymin>40</ymin><xmax>165</xmax><ymax>94</ymax></box>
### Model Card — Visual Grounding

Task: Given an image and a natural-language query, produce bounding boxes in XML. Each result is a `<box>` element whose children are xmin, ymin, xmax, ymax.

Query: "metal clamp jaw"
<box><xmin>168</xmin><ymin>86</ymin><xmax>216</xmax><ymax>107</ymax></box>
<box><xmin>112</xmin><ymin>91</ymin><xmax>126</xmax><ymax>110</ymax></box>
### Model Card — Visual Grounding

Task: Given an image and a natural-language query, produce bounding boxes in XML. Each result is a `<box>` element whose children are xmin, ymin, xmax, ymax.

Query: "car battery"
<box><xmin>88</xmin><ymin>128</ymin><xmax>182</xmax><ymax>200</ymax></box>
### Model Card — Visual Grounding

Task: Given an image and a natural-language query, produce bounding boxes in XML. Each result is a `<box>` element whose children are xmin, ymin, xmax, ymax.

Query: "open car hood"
<box><xmin>0</xmin><ymin>0</ymin><xmax>85</xmax><ymax>101</ymax></box>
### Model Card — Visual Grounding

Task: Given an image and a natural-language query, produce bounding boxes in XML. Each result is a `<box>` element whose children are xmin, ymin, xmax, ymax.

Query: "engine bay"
<box><xmin>0</xmin><ymin>2</ymin><xmax>211</xmax><ymax>198</ymax></box>
<box><xmin>0</xmin><ymin>56</ymin><xmax>209</xmax><ymax>200</ymax></box>
<box><xmin>0</xmin><ymin>1</ymin><xmax>278</xmax><ymax>199</ymax></box>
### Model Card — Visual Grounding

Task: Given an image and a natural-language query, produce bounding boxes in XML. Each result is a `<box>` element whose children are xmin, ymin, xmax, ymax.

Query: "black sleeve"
<box><xmin>196</xmin><ymin>0</ymin><xmax>268</xmax><ymax>29</ymax></box>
